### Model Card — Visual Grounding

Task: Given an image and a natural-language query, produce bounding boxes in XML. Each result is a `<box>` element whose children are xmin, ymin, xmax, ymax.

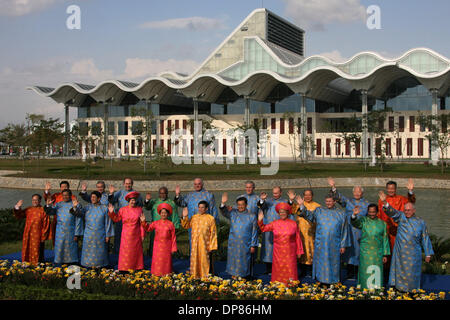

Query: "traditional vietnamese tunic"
<box><xmin>258</xmin><ymin>218</ymin><xmax>303</xmax><ymax>284</ymax></box>
<box><xmin>44</xmin><ymin>201</ymin><xmax>84</xmax><ymax>264</ymax></box>
<box><xmin>181</xmin><ymin>213</ymin><xmax>218</xmax><ymax>278</ymax></box>
<box><xmin>14</xmin><ymin>206</ymin><xmax>49</xmax><ymax>265</ymax></box>
<box><xmin>108</xmin><ymin>206</ymin><xmax>145</xmax><ymax>271</ymax></box>
<box><xmin>258</xmin><ymin>197</ymin><xmax>290</xmax><ymax>263</ymax></box>
<box><xmin>72</xmin><ymin>203</ymin><xmax>114</xmax><ymax>267</ymax></box>
<box><xmin>351</xmin><ymin>216</ymin><xmax>390</xmax><ymax>289</ymax></box>
<box><xmin>292</xmin><ymin>201</ymin><xmax>320</xmax><ymax>265</ymax></box>
<box><xmin>333</xmin><ymin>189</ymin><xmax>370</xmax><ymax>266</ymax></box>
<box><xmin>383</xmin><ymin>204</ymin><xmax>434</xmax><ymax>292</ymax></box>
<box><xmin>300</xmin><ymin>205</ymin><xmax>350</xmax><ymax>284</ymax></box>
<box><xmin>220</xmin><ymin>206</ymin><xmax>258</xmax><ymax>277</ymax></box>
<box><xmin>141</xmin><ymin>219</ymin><xmax>177</xmax><ymax>276</ymax></box>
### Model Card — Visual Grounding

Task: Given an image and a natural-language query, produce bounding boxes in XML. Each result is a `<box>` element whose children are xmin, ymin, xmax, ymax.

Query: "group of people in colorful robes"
<box><xmin>14</xmin><ymin>177</ymin><xmax>434</xmax><ymax>292</ymax></box>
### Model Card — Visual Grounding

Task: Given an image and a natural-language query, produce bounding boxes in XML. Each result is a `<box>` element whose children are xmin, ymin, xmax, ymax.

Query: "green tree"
<box><xmin>418</xmin><ymin>113</ymin><xmax>450</xmax><ymax>173</ymax></box>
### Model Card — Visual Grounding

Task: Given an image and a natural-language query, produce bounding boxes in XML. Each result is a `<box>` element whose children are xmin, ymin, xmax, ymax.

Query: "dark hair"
<box><xmin>386</xmin><ymin>181</ymin><xmax>397</xmax><ymax>188</ymax></box>
<box><xmin>368</xmin><ymin>203</ymin><xmax>379</xmax><ymax>212</ymax></box>
<box><xmin>198</xmin><ymin>200</ymin><xmax>209</xmax><ymax>209</ymax></box>
<box><xmin>32</xmin><ymin>194</ymin><xmax>42</xmax><ymax>201</ymax></box>
<box><xmin>303</xmin><ymin>189</ymin><xmax>314</xmax><ymax>196</ymax></box>
<box><xmin>91</xmin><ymin>191</ymin><xmax>102</xmax><ymax>199</ymax></box>
<box><xmin>61</xmin><ymin>189</ymin><xmax>72</xmax><ymax>197</ymax></box>
<box><xmin>96</xmin><ymin>181</ymin><xmax>106</xmax><ymax>188</ymax></box>
<box><xmin>159</xmin><ymin>186</ymin><xmax>168</xmax><ymax>194</ymax></box>
<box><xmin>60</xmin><ymin>180</ymin><xmax>70</xmax><ymax>188</ymax></box>
<box><xmin>236</xmin><ymin>197</ymin><xmax>248</xmax><ymax>204</ymax></box>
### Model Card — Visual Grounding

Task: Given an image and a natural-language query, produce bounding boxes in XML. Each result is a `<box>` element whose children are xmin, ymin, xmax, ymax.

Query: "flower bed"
<box><xmin>0</xmin><ymin>260</ymin><xmax>446</xmax><ymax>300</ymax></box>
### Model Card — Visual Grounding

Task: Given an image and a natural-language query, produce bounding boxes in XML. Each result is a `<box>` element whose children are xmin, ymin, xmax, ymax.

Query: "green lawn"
<box><xmin>0</xmin><ymin>158</ymin><xmax>448</xmax><ymax>180</ymax></box>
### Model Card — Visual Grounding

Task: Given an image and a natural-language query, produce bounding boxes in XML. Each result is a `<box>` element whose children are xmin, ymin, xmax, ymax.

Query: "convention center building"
<box><xmin>29</xmin><ymin>8</ymin><xmax>450</xmax><ymax>163</ymax></box>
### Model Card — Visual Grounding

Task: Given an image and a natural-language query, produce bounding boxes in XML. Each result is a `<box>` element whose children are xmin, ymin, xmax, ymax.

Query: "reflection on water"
<box><xmin>1</xmin><ymin>187</ymin><xmax>449</xmax><ymax>238</ymax></box>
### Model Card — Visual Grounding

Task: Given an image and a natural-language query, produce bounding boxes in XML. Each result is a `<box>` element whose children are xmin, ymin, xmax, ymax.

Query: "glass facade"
<box><xmin>118</xmin><ymin>121</ymin><xmax>128</xmax><ymax>136</ymax></box>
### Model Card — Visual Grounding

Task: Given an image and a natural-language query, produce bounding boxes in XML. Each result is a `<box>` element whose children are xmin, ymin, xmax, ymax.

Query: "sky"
<box><xmin>0</xmin><ymin>0</ymin><xmax>449</xmax><ymax>128</ymax></box>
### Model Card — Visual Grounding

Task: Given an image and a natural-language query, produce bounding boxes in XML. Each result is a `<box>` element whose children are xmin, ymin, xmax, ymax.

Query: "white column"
<box><xmin>244</xmin><ymin>96</ymin><xmax>251</xmax><ymax>126</ymax></box>
<box><xmin>431</xmin><ymin>88</ymin><xmax>439</xmax><ymax>165</ymax></box>
<box><xmin>64</xmin><ymin>104</ymin><xmax>69</xmax><ymax>156</ymax></box>
<box><xmin>103</xmin><ymin>103</ymin><xmax>109</xmax><ymax>157</ymax></box>
<box><xmin>300</xmin><ymin>93</ymin><xmax>307</xmax><ymax>160</ymax></box>
<box><xmin>361</xmin><ymin>90</ymin><xmax>370</xmax><ymax>164</ymax></box>
<box><xmin>193</xmin><ymin>98</ymin><xmax>199</xmax><ymax>122</ymax></box>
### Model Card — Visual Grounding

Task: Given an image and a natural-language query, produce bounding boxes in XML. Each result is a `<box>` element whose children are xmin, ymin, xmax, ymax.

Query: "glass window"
<box><xmin>110</xmin><ymin>106</ymin><xmax>128</xmax><ymax>117</ymax></box>
<box><xmin>132</xmin><ymin>121</ymin><xmax>143</xmax><ymax>135</ymax></box>
<box><xmin>91</xmin><ymin>122</ymin><xmax>102</xmax><ymax>136</ymax></box>
<box><xmin>108</xmin><ymin>121</ymin><xmax>115</xmax><ymax>135</ymax></box>
<box><xmin>90</xmin><ymin>106</ymin><xmax>104</xmax><ymax>117</ymax></box>
<box><xmin>78</xmin><ymin>107</ymin><xmax>89</xmax><ymax>118</ymax></box>
<box><xmin>118</xmin><ymin>121</ymin><xmax>128</xmax><ymax>135</ymax></box>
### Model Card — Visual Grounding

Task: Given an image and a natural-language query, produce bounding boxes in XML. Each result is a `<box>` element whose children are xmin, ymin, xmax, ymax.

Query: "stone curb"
<box><xmin>0</xmin><ymin>171</ymin><xmax>448</xmax><ymax>191</ymax></box>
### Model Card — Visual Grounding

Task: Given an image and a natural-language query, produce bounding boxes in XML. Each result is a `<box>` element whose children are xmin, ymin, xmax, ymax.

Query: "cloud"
<box><xmin>0</xmin><ymin>0</ymin><xmax>62</xmax><ymax>16</ymax></box>
<box><xmin>318</xmin><ymin>50</ymin><xmax>348</xmax><ymax>63</ymax></box>
<box><xmin>139</xmin><ymin>16</ymin><xmax>225</xmax><ymax>31</ymax></box>
<box><xmin>70</xmin><ymin>59</ymin><xmax>115</xmax><ymax>80</ymax></box>
<box><xmin>282</xmin><ymin>0</ymin><xmax>366</xmax><ymax>31</ymax></box>
<box><xmin>123</xmin><ymin>58</ymin><xmax>199</xmax><ymax>79</ymax></box>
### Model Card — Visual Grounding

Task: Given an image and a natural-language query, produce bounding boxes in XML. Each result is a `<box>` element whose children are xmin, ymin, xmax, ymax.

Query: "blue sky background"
<box><xmin>0</xmin><ymin>0</ymin><xmax>449</xmax><ymax>127</ymax></box>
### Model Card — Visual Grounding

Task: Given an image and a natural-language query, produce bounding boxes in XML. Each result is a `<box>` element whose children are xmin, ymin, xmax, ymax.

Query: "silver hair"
<box><xmin>194</xmin><ymin>177</ymin><xmax>203</xmax><ymax>184</ymax></box>
<box><xmin>353</xmin><ymin>186</ymin><xmax>364</xmax><ymax>193</ymax></box>
<box><xmin>245</xmin><ymin>181</ymin><xmax>255</xmax><ymax>188</ymax></box>
<box><xmin>404</xmin><ymin>202</ymin><xmax>415</xmax><ymax>209</ymax></box>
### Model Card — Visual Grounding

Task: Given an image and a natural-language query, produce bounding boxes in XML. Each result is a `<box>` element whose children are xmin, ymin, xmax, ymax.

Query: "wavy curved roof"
<box><xmin>28</xmin><ymin>9</ymin><xmax>450</xmax><ymax>107</ymax></box>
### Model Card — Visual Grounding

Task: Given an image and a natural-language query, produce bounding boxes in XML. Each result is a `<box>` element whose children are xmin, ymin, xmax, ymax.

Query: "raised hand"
<box><xmin>260</xmin><ymin>192</ymin><xmax>267</xmax><ymax>201</ymax></box>
<box><xmin>45</xmin><ymin>182</ymin><xmax>51</xmax><ymax>192</ymax></box>
<box><xmin>16</xmin><ymin>200</ymin><xmax>23</xmax><ymax>208</ymax></box>
<box><xmin>108</xmin><ymin>203</ymin><xmax>115</xmax><ymax>214</ymax></box>
<box><xmin>379</xmin><ymin>191</ymin><xmax>387</xmax><ymax>203</ymax></box>
<box><xmin>72</xmin><ymin>197</ymin><xmax>79</xmax><ymax>207</ymax></box>
<box><xmin>146</xmin><ymin>193</ymin><xmax>152</xmax><ymax>201</ymax></box>
<box><xmin>353</xmin><ymin>206</ymin><xmax>360</xmax><ymax>216</ymax></box>
<box><xmin>328</xmin><ymin>177</ymin><xmax>335</xmax><ymax>189</ymax></box>
<box><xmin>407</xmin><ymin>178</ymin><xmax>414</xmax><ymax>192</ymax></box>
<box><xmin>182</xmin><ymin>207</ymin><xmax>189</xmax><ymax>218</ymax></box>
<box><xmin>258</xmin><ymin>210</ymin><xmax>264</xmax><ymax>222</ymax></box>
<box><xmin>109</xmin><ymin>185</ymin><xmax>115</xmax><ymax>194</ymax></box>
<box><xmin>105</xmin><ymin>237</ymin><xmax>110</xmax><ymax>244</ymax></box>
<box><xmin>287</xmin><ymin>190</ymin><xmax>296</xmax><ymax>201</ymax></box>
<box><xmin>295</xmin><ymin>195</ymin><xmax>304</xmax><ymax>207</ymax></box>
<box><xmin>46</xmin><ymin>197</ymin><xmax>53</xmax><ymax>206</ymax></box>
<box><xmin>175</xmin><ymin>185</ymin><xmax>181</xmax><ymax>196</ymax></box>
<box><xmin>81</xmin><ymin>183</ymin><xmax>87</xmax><ymax>192</ymax></box>
<box><xmin>221</xmin><ymin>192</ymin><xmax>228</xmax><ymax>205</ymax></box>
<box><xmin>139</xmin><ymin>213</ymin><xmax>146</xmax><ymax>222</ymax></box>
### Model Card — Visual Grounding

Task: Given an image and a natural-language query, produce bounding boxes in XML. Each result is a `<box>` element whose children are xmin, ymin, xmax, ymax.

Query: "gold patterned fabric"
<box><xmin>292</xmin><ymin>201</ymin><xmax>320</xmax><ymax>265</ymax></box>
<box><xmin>181</xmin><ymin>213</ymin><xmax>218</xmax><ymax>278</ymax></box>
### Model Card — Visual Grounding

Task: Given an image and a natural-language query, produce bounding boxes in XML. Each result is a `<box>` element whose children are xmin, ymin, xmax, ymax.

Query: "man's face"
<box><xmin>194</xmin><ymin>179</ymin><xmax>203</xmax><ymax>191</ymax></box>
<box><xmin>91</xmin><ymin>194</ymin><xmax>99</xmax><ymax>204</ymax></box>
<box><xmin>60</xmin><ymin>183</ymin><xmax>69</xmax><ymax>192</ymax></box>
<box><xmin>386</xmin><ymin>184</ymin><xmax>397</xmax><ymax>197</ymax></box>
<box><xmin>236</xmin><ymin>200</ymin><xmax>247</xmax><ymax>212</ymax></box>
<box><xmin>353</xmin><ymin>187</ymin><xmax>363</xmax><ymax>200</ymax></box>
<box><xmin>62</xmin><ymin>192</ymin><xmax>71</xmax><ymax>202</ymax></box>
<box><xmin>368</xmin><ymin>206</ymin><xmax>378</xmax><ymax>219</ymax></box>
<box><xmin>245</xmin><ymin>183</ymin><xmax>254</xmax><ymax>195</ymax></box>
<box><xmin>96</xmin><ymin>183</ymin><xmax>105</xmax><ymax>193</ymax></box>
<box><xmin>404</xmin><ymin>203</ymin><xmax>415</xmax><ymax>218</ymax></box>
<box><xmin>304</xmin><ymin>190</ymin><xmax>313</xmax><ymax>203</ymax></box>
<box><xmin>272</xmin><ymin>188</ymin><xmax>281</xmax><ymax>199</ymax></box>
<box><xmin>31</xmin><ymin>196</ymin><xmax>41</xmax><ymax>207</ymax></box>
<box><xmin>159</xmin><ymin>189</ymin><xmax>168</xmax><ymax>200</ymax></box>
<box><xmin>325</xmin><ymin>197</ymin><xmax>335</xmax><ymax>209</ymax></box>
<box><xmin>124</xmin><ymin>179</ymin><xmax>133</xmax><ymax>191</ymax></box>
<box><xmin>198</xmin><ymin>203</ymin><xmax>207</xmax><ymax>214</ymax></box>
